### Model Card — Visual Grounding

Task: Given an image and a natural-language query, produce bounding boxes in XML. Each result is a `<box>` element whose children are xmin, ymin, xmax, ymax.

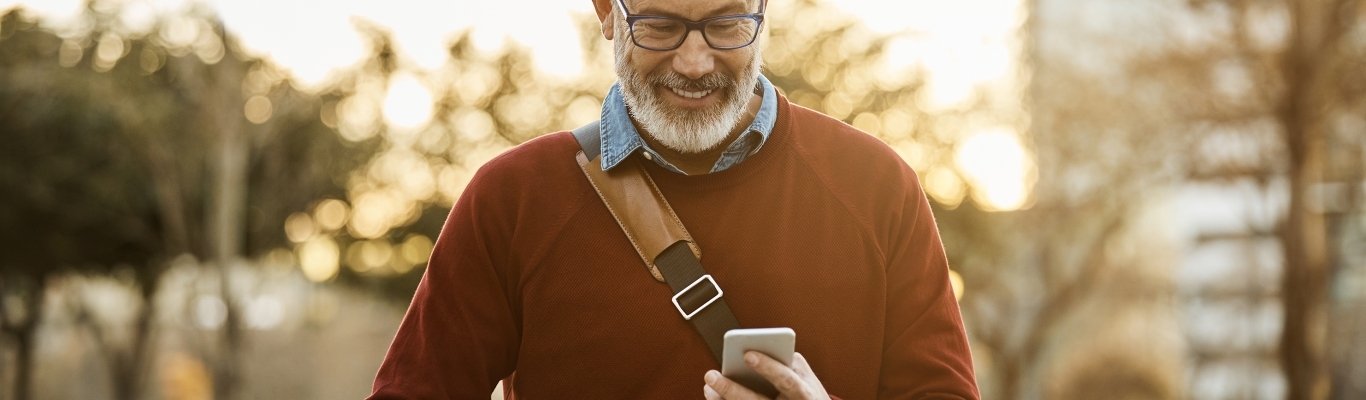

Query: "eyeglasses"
<box><xmin>613</xmin><ymin>0</ymin><xmax>766</xmax><ymax>51</ymax></box>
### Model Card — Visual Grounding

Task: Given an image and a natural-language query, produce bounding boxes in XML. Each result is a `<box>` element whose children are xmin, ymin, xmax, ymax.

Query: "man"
<box><xmin>368</xmin><ymin>0</ymin><xmax>978</xmax><ymax>398</ymax></box>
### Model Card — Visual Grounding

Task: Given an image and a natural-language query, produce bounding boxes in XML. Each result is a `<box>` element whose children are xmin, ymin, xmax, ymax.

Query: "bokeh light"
<box><xmin>948</xmin><ymin>269</ymin><xmax>964</xmax><ymax>302</ymax></box>
<box><xmin>193</xmin><ymin>295</ymin><xmax>227</xmax><ymax>330</ymax></box>
<box><xmin>337</xmin><ymin>95</ymin><xmax>380</xmax><ymax>142</ymax></box>
<box><xmin>161</xmin><ymin>16</ymin><xmax>200</xmax><ymax>48</ymax></box>
<box><xmin>453</xmin><ymin>107</ymin><xmax>495</xmax><ymax>141</ymax></box>
<box><xmin>284</xmin><ymin>212</ymin><xmax>315</xmax><ymax>243</ymax></box>
<box><xmin>382</xmin><ymin>74</ymin><xmax>434</xmax><ymax>130</ymax></box>
<box><xmin>924</xmin><ymin>167</ymin><xmax>967</xmax><ymax>209</ymax></box>
<box><xmin>313</xmin><ymin>199</ymin><xmax>350</xmax><ymax>232</ymax></box>
<box><xmin>398</xmin><ymin>234</ymin><xmax>433</xmax><ymax>272</ymax></box>
<box><xmin>244</xmin><ymin>95</ymin><xmax>273</xmax><ymax>124</ymax></box>
<box><xmin>93</xmin><ymin>32</ymin><xmax>123</xmax><ymax>72</ymax></box>
<box><xmin>349</xmin><ymin>239</ymin><xmax>392</xmax><ymax>273</ymax></box>
<box><xmin>298</xmin><ymin>237</ymin><xmax>340</xmax><ymax>282</ymax></box>
<box><xmin>955</xmin><ymin>128</ymin><xmax>1033</xmax><ymax>211</ymax></box>
<box><xmin>245</xmin><ymin>295</ymin><xmax>284</xmax><ymax>330</ymax></box>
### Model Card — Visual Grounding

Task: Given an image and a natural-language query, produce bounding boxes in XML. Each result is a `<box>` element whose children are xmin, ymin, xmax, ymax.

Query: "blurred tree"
<box><xmin>1111</xmin><ymin>0</ymin><xmax>1366</xmax><ymax>397</ymax></box>
<box><xmin>0</xmin><ymin>9</ymin><xmax>167</xmax><ymax>400</ymax></box>
<box><xmin>1264</xmin><ymin>1</ymin><xmax>1365</xmax><ymax>398</ymax></box>
<box><xmin>301</xmin><ymin>18</ymin><xmax>618</xmax><ymax>301</ymax></box>
<box><xmin>950</xmin><ymin>0</ymin><xmax>1202</xmax><ymax>398</ymax></box>
<box><xmin>0</xmin><ymin>2</ymin><xmax>366</xmax><ymax>399</ymax></box>
<box><xmin>1017</xmin><ymin>0</ymin><xmax>1366</xmax><ymax>398</ymax></box>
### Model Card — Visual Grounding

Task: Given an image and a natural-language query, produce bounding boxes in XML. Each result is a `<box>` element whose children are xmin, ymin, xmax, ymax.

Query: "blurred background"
<box><xmin>0</xmin><ymin>0</ymin><xmax>1363</xmax><ymax>399</ymax></box>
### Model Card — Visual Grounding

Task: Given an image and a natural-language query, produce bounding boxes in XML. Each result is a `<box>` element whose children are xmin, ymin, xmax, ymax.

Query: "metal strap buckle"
<box><xmin>671</xmin><ymin>274</ymin><xmax>724</xmax><ymax>321</ymax></box>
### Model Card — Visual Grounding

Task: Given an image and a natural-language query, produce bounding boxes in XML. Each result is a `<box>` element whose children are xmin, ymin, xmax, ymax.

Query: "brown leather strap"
<box><xmin>572</xmin><ymin>121</ymin><xmax>742</xmax><ymax>363</ymax></box>
<box><xmin>576</xmin><ymin>151</ymin><xmax>700</xmax><ymax>282</ymax></box>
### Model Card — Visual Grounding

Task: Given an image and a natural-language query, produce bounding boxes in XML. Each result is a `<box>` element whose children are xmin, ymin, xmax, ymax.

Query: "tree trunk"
<box><xmin>19</xmin><ymin>280</ymin><xmax>42</xmax><ymax>400</ymax></box>
<box><xmin>2</xmin><ymin>274</ymin><xmax>47</xmax><ymax>400</ymax></box>
<box><xmin>1278</xmin><ymin>1</ymin><xmax>1335</xmax><ymax>398</ymax></box>
<box><xmin>208</xmin><ymin>20</ymin><xmax>248</xmax><ymax>400</ymax></box>
<box><xmin>998</xmin><ymin>355</ymin><xmax>1023</xmax><ymax>400</ymax></box>
<box><xmin>14</xmin><ymin>323</ymin><xmax>35</xmax><ymax>400</ymax></box>
<box><xmin>106</xmin><ymin>277</ymin><xmax>161</xmax><ymax>400</ymax></box>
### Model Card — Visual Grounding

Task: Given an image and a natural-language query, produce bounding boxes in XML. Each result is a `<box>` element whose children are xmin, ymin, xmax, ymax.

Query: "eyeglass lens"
<box><xmin>631</xmin><ymin>17</ymin><xmax>760</xmax><ymax>50</ymax></box>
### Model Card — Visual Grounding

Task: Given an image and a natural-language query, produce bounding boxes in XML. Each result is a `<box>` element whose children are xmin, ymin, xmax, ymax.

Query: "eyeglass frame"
<box><xmin>613</xmin><ymin>0</ymin><xmax>767</xmax><ymax>51</ymax></box>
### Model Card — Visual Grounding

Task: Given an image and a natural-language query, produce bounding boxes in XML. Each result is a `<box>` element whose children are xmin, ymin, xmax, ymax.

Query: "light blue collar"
<box><xmin>599</xmin><ymin>74</ymin><xmax>779</xmax><ymax>174</ymax></box>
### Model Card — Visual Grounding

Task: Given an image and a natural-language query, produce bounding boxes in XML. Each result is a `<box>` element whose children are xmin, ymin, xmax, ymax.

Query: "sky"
<box><xmin>0</xmin><ymin>0</ymin><xmax>1023</xmax><ymax>109</ymax></box>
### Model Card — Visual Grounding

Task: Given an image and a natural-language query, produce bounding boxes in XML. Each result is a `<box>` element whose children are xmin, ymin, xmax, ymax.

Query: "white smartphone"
<box><xmin>721</xmin><ymin>327</ymin><xmax>796</xmax><ymax>398</ymax></box>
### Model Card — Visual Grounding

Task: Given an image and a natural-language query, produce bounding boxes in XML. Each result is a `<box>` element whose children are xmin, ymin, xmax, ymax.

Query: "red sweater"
<box><xmin>369</xmin><ymin>96</ymin><xmax>978</xmax><ymax>400</ymax></box>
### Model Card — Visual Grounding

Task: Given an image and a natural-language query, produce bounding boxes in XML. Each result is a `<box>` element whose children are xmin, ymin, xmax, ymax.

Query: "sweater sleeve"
<box><xmin>368</xmin><ymin>167</ymin><xmax>521</xmax><ymax>399</ymax></box>
<box><xmin>877</xmin><ymin>170</ymin><xmax>979</xmax><ymax>400</ymax></box>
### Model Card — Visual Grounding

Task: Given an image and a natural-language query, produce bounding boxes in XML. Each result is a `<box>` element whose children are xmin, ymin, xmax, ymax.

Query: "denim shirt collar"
<box><xmin>599</xmin><ymin>74</ymin><xmax>779</xmax><ymax>174</ymax></box>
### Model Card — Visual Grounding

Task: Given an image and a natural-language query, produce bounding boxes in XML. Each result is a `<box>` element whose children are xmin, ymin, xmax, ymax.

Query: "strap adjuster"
<box><xmin>671</xmin><ymin>274</ymin><xmax>723</xmax><ymax>321</ymax></box>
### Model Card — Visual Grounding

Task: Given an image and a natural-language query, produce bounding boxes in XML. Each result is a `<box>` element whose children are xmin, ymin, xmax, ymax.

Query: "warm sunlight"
<box><xmin>11</xmin><ymin>0</ymin><xmax>1354</xmax><ymax>398</ymax></box>
<box><xmin>955</xmin><ymin>128</ymin><xmax>1033</xmax><ymax>211</ymax></box>
<box><xmin>381</xmin><ymin>74</ymin><xmax>434</xmax><ymax>130</ymax></box>
<box><xmin>840</xmin><ymin>0</ymin><xmax>1021</xmax><ymax>110</ymax></box>
<box><xmin>1</xmin><ymin>0</ymin><xmax>1020</xmax><ymax>100</ymax></box>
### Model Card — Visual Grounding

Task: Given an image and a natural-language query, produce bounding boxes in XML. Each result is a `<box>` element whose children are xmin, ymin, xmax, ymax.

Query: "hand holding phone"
<box><xmin>721</xmin><ymin>327</ymin><xmax>796</xmax><ymax>398</ymax></box>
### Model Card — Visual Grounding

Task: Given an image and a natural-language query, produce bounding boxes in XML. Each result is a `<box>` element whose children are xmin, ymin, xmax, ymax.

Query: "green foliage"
<box><xmin>0</xmin><ymin>9</ymin><xmax>165</xmax><ymax>276</ymax></box>
<box><xmin>0</xmin><ymin>7</ymin><xmax>367</xmax><ymax>275</ymax></box>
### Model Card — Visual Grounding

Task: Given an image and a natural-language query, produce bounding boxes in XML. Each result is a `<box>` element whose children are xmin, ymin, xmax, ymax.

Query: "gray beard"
<box><xmin>614</xmin><ymin>35</ymin><xmax>762</xmax><ymax>154</ymax></box>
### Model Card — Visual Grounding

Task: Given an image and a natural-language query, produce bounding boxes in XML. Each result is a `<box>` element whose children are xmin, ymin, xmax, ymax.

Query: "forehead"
<box><xmin>624</xmin><ymin>0</ymin><xmax>762</xmax><ymax>19</ymax></box>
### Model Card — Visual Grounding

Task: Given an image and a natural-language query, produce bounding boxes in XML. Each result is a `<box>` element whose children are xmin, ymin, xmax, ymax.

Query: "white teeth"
<box><xmin>670</xmin><ymin>87</ymin><xmax>712</xmax><ymax>99</ymax></box>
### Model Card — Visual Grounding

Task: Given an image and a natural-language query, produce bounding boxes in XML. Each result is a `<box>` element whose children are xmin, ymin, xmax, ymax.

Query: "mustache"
<box><xmin>647</xmin><ymin>71</ymin><xmax>733</xmax><ymax>92</ymax></box>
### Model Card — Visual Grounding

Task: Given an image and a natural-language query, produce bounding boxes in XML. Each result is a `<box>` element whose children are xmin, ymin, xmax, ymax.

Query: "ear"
<box><xmin>593</xmin><ymin>0</ymin><xmax>615</xmax><ymax>40</ymax></box>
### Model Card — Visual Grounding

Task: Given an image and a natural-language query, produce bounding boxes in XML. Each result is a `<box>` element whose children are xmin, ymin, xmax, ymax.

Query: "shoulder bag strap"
<box><xmin>571</xmin><ymin>121</ymin><xmax>742</xmax><ymax>363</ymax></box>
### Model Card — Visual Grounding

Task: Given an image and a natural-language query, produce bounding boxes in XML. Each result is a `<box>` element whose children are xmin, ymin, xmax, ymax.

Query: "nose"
<box><xmin>671</xmin><ymin>30</ymin><xmax>715</xmax><ymax>80</ymax></box>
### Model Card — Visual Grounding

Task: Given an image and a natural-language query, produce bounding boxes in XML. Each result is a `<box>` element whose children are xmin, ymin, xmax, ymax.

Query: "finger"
<box><xmin>745</xmin><ymin>351</ymin><xmax>808</xmax><ymax>397</ymax></box>
<box><xmin>705</xmin><ymin>370</ymin><xmax>766</xmax><ymax>400</ymax></box>
<box><xmin>791</xmin><ymin>352</ymin><xmax>813</xmax><ymax>375</ymax></box>
<box><xmin>704</xmin><ymin>384</ymin><xmax>723</xmax><ymax>400</ymax></box>
<box><xmin>789</xmin><ymin>352</ymin><xmax>828</xmax><ymax>394</ymax></box>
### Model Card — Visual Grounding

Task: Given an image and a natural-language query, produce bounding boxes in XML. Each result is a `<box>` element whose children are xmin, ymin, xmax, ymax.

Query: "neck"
<box><xmin>635</xmin><ymin>92</ymin><xmax>763</xmax><ymax>175</ymax></box>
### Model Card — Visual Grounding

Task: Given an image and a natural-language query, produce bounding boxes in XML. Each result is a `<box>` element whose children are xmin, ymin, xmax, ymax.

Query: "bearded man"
<box><xmin>367</xmin><ymin>0</ymin><xmax>979</xmax><ymax>398</ymax></box>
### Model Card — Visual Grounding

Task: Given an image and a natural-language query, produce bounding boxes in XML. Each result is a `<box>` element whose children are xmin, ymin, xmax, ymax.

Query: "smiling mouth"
<box><xmin>669</xmin><ymin>87</ymin><xmax>713</xmax><ymax>99</ymax></box>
